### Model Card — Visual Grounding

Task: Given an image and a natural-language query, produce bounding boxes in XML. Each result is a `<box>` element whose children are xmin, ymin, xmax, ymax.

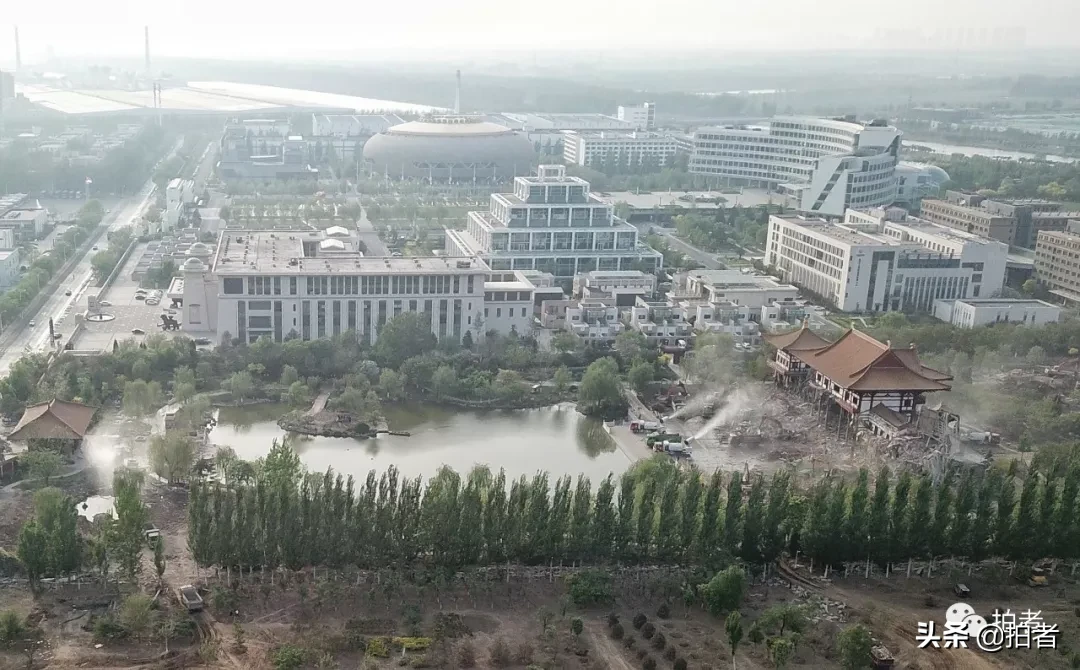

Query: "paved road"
<box><xmin>0</xmin><ymin>140</ymin><xmax>183</xmax><ymax>376</ymax></box>
<box><xmin>651</xmin><ymin>228</ymin><xmax>725</xmax><ymax>270</ymax></box>
<box><xmin>356</xmin><ymin>207</ymin><xmax>390</xmax><ymax>256</ymax></box>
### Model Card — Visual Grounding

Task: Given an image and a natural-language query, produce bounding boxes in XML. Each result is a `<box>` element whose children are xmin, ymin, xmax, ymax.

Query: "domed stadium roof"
<box><xmin>363</xmin><ymin>115</ymin><xmax>536</xmax><ymax>181</ymax></box>
<box><xmin>925</xmin><ymin>165</ymin><xmax>950</xmax><ymax>184</ymax></box>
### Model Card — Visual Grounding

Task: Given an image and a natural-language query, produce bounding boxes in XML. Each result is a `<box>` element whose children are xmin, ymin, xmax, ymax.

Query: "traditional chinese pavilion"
<box><xmin>8</xmin><ymin>398</ymin><xmax>96</xmax><ymax>452</ymax></box>
<box><xmin>764</xmin><ymin>326</ymin><xmax>951</xmax><ymax>420</ymax></box>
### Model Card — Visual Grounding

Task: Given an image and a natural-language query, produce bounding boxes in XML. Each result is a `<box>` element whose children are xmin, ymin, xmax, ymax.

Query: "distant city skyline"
<box><xmin>0</xmin><ymin>0</ymin><xmax>1077</xmax><ymax>66</ymax></box>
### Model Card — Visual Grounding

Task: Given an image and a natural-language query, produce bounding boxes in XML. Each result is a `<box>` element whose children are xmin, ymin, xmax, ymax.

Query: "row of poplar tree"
<box><xmin>187</xmin><ymin>450</ymin><xmax>1080</xmax><ymax>573</ymax></box>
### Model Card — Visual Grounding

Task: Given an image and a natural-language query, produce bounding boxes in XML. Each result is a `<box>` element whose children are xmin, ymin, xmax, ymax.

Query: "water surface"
<box><xmin>211</xmin><ymin>402</ymin><xmax>630</xmax><ymax>482</ymax></box>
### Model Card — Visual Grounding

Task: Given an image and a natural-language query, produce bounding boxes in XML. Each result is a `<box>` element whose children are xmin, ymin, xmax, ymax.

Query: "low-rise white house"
<box><xmin>629</xmin><ymin>298</ymin><xmax>693</xmax><ymax>345</ymax></box>
<box><xmin>566</xmin><ymin>299</ymin><xmax>622</xmax><ymax>343</ymax></box>
<box><xmin>933</xmin><ymin>298</ymin><xmax>1062</xmax><ymax>328</ymax></box>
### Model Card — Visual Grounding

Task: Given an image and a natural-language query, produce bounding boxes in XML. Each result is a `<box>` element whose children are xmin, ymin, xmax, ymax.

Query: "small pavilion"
<box><xmin>9</xmin><ymin>398</ymin><xmax>97</xmax><ymax>452</ymax></box>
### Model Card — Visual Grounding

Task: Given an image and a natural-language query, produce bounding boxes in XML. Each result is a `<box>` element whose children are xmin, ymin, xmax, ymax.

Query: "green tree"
<box><xmin>17</xmin><ymin>521</ymin><xmax>48</xmax><ymax>589</ymax></box>
<box><xmin>21</xmin><ymin>448</ymin><xmax>64</xmax><ymax>485</ymax></box>
<box><xmin>153</xmin><ymin>537</ymin><xmax>166</xmax><ymax>585</ymax></box>
<box><xmin>431</xmin><ymin>365</ymin><xmax>459</xmax><ymax>400</ymax></box>
<box><xmin>740</xmin><ymin>476</ymin><xmax>766</xmax><ymax>563</ymax></box>
<box><xmin>120</xmin><ymin>593</ymin><xmax>155</xmax><ymax>642</ymax></box>
<box><xmin>614</xmin><ymin>330</ymin><xmax>650</xmax><ymax>363</ymax></box>
<box><xmin>224</xmin><ymin>371</ymin><xmax>255</xmax><ymax>402</ymax></box>
<box><xmin>149</xmin><ymin>433</ymin><xmax>196</xmax><ymax>483</ymax></box>
<box><xmin>378</xmin><ymin>369</ymin><xmax>405</xmax><ymax>400</ymax></box>
<box><xmin>373</xmin><ymin>312</ymin><xmax>438</xmax><ymax>368</ymax></box>
<box><xmin>122</xmin><ymin>379</ymin><xmax>163</xmax><ymax>416</ymax></box>
<box><xmin>722</xmin><ymin>471</ymin><xmax>742</xmax><ymax>555</ymax></box>
<box><xmin>1022</xmin><ymin>279</ymin><xmax>1037</xmax><ymax>295</ymax></box>
<box><xmin>286</xmin><ymin>381</ymin><xmax>313</xmax><ymax>407</ymax></box>
<box><xmin>726</xmin><ymin>611</ymin><xmax>744</xmax><ymax>670</ymax></box>
<box><xmin>553</xmin><ymin>366</ymin><xmax>572</xmax><ymax>394</ymax></box>
<box><xmin>551</xmin><ymin>331</ymin><xmax>581</xmax><ymax>355</ymax></box>
<box><xmin>493</xmin><ymin>369</ymin><xmax>527</xmax><ymax>401</ymax></box>
<box><xmin>846</xmin><ymin>468</ymin><xmax>871</xmax><ymax>561</ymax></box>
<box><xmin>836</xmin><ymin>624</ymin><xmax>874</xmax><ymax>670</ymax></box>
<box><xmin>767</xmin><ymin>636</ymin><xmax>794</xmax><ymax>669</ymax></box>
<box><xmin>280</xmin><ymin>365</ymin><xmax>299</xmax><ymax>386</ymax></box>
<box><xmin>627</xmin><ymin>361</ymin><xmax>654</xmax><ymax>393</ymax></box>
<box><xmin>577</xmin><ymin>357</ymin><xmax>626</xmax><ymax>419</ymax></box>
<box><xmin>570</xmin><ymin>617</ymin><xmax>584</xmax><ymax>638</ymax></box>
<box><xmin>110</xmin><ymin>469</ymin><xmax>149</xmax><ymax>581</ymax></box>
<box><xmin>700</xmin><ymin>566</ymin><xmax>746</xmax><ymax>616</ymax></box>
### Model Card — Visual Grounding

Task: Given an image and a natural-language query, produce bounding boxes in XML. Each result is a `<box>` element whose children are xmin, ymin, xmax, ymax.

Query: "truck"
<box><xmin>645</xmin><ymin>432</ymin><xmax>682</xmax><ymax>447</ymax></box>
<box><xmin>654</xmin><ymin>440</ymin><xmax>693</xmax><ymax>456</ymax></box>
<box><xmin>630</xmin><ymin>420</ymin><xmax>660</xmax><ymax>433</ymax></box>
<box><xmin>179</xmin><ymin>585</ymin><xmax>204</xmax><ymax>613</ymax></box>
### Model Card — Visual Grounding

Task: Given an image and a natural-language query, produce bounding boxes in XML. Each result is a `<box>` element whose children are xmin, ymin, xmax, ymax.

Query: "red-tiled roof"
<box><xmin>762</xmin><ymin>324</ymin><xmax>830</xmax><ymax>352</ymax></box>
<box><xmin>9</xmin><ymin>398</ymin><xmax>96</xmax><ymax>441</ymax></box>
<box><xmin>800</xmin><ymin>329</ymin><xmax>951</xmax><ymax>392</ymax></box>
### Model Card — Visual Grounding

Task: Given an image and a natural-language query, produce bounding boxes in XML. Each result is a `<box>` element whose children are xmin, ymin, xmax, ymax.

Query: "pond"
<box><xmin>210</xmin><ymin>402</ymin><xmax>632</xmax><ymax>482</ymax></box>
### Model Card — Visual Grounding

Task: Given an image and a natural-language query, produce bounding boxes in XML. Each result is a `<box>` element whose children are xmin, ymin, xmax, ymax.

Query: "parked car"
<box><xmin>134</xmin><ymin>294</ymin><xmax>145</xmax><ymax>300</ymax></box>
<box><xmin>131</xmin><ymin>328</ymin><xmax>145</xmax><ymax>335</ymax></box>
<box><xmin>64</xmin><ymin>290</ymin><xmax>72</xmax><ymax>296</ymax></box>
<box><xmin>28</xmin><ymin>320</ymin><xmax>35</xmax><ymax>328</ymax></box>
<box><xmin>193</xmin><ymin>337</ymin><xmax>212</xmax><ymax>346</ymax></box>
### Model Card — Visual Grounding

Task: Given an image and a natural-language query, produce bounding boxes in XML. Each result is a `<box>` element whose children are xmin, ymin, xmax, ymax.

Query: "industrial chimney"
<box><xmin>454</xmin><ymin>69</ymin><xmax>461</xmax><ymax>114</ymax></box>
<box><xmin>144</xmin><ymin>26</ymin><xmax>151</xmax><ymax>72</ymax></box>
<box><xmin>14</xmin><ymin>26</ymin><xmax>20</xmax><ymax>72</ymax></box>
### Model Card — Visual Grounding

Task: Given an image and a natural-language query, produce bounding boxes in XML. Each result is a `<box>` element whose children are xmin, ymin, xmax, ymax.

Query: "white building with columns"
<box><xmin>444</xmin><ymin>165</ymin><xmax>662</xmax><ymax>278</ymax></box>
<box><xmin>183</xmin><ymin>231</ymin><xmax>493</xmax><ymax>345</ymax></box>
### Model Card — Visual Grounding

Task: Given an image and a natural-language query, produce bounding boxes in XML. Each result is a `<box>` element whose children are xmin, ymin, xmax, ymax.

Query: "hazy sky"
<box><xmin>1</xmin><ymin>0</ymin><xmax>1077</xmax><ymax>64</ymax></box>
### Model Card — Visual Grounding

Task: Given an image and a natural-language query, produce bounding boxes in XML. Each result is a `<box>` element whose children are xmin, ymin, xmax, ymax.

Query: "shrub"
<box><xmin>624</xmin><ymin>637</ymin><xmax>635</xmax><ymax>649</ymax></box>
<box><xmin>644</xmin><ymin>656</ymin><xmax>657</xmax><ymax>670</ymax></box>
<box><xmin>607</xmin><ymin>612</ymin><xmax>620</xmax><ymax>628</ymax></box>
<box><xmin>273</xmin><ymin>644</ymin><xmax>309</xmax><ymax>670</ymax></box>
<box><xmin>392</xmin><ymin>637</ymin><xmax>432</xmax><ymax>652</ymax></box>
<box><xmin>490</xmin><ymin>637</ymin><xmax>512</xmax><ymax>667</ymax></box>
<box><xmin>748</xmin><ymin>625</ymin><xmax>764</xmax><ymax>644</ymax></box>
<box><xmin>0</xmin><ymin>611</ymin><xmax>24</xmax><ymax>646</ymax></box>
<box><xmin>1075</xmin><ymin>607</ymin><xmax>1080</xmax><ymax>618</ymax></box>
<box><xmin>633</xmin><ymin>613</ymin><xmax>648</xmax><ymax>630</ymax></box>
<box><xmin>432</xmin><ymin>613</ymin><xmax>471</xmax><ymax>639</ymax></box>
<box><xmin>637</xmin><ymin>648</ymin><xmax>648</xmax><ymax>660</ymax></box>
<box><xmin>567</xmin><ymin>569</ymin><xmax>614</xmax><ymax>606</ymax></box>
<box><xmin>653</xmin><ymin>632</ymin><xmax>666</xmax><ymax>650</ymax></box>
<box><xmin>611</xmin><ymin>623</ymin><xmax>625</xmax><ymax>640</ymax></box>
<box><xmin>367</xmin><ymin>637</ymin><xmax>391</xmax><ymax>658</ymax></box>
<box><xmin>457</xmin><ymin>640</ymin><xmax>477</xmax><ymax>668</ymax></box>
<box><xmin>1070</xmin><ymin>652</ymin><xmax>1080</xmax><ymax>669</ymax></box>
<box><xmin>674</xmin><ymin>659</ymin><xmax>688</xmax><ymax>670</ymax></box>
<box><xmin>515</xmin><ymin>641</ymin><xmax>534</xmax><ymax>664</ymax></box>
<box><xmin>656</xmin><ymin>603</ymin><xmax>670</xmax><ymax>619</ymax></box>
<box><xmin>93</xmin><ymin>616</ymin><xmax>128</xmax><ymax>643</ymax></box>
<box><xmin>923</xmin><ymin>594</ymin><xmax>936</xmax><ymax>608</ymax></box>
<box><xmin>664</xmin><ymin>646</ymin><xmax>677</xmax><ymax>661</ymax></box>
<box><xmin>642</xmin><ymin>623</ymin><xmax>656</xmax><ymax>640</ymax></box>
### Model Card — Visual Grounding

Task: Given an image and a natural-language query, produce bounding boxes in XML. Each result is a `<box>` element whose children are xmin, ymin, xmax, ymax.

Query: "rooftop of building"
<box><xmin>0</xmin><ymin>209</ymin><xmax>43</xmax><ymax>222</ymax></box>
<box><xmin>795</xmin><ymin>328</ymin><xmax>952</xmax><ymax>392</ymax></box>
<box><xmin>686</xmin><ymin>269</ymin><xmax>796</xmax><ymax>290</ymax></box>
<box><xmin>582</xmin><ymin>270</ymin><xmax>653</xmax><ymax>279</ymax></box>
<box><xmin>948</xmin><ymin>298</ymin><xmax>1061</xmax><ymax>308</ymax></box>
<box><xmin>565</xmin><ymin>130</ymin><xmax>674</xmax><ymax>141</ymax></box>
<box><xmin>884</xmin><ymin>217</ymin><xmax>1006</xmax><ymax>247</ymax></box>
<box><xmin>1032</xmin><ymin>211</ymin><xmax>1080</xmax><ymax>218</ymax></box>
<box><xmin>213</xmin><ymin>230</ymin><xmax>489</xmax><ymax>275</ymax></box>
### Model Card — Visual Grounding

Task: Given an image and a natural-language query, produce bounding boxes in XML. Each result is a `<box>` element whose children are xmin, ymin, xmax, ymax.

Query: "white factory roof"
<box><xmin>16</xmin><ymin>81</ymin><xmax>445</xmax><ymax>116</ymax></box>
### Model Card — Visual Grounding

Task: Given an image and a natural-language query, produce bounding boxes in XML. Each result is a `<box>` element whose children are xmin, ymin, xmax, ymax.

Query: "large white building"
<box><xmin>675</xmin><ymin>269</ymin><xmax>799</xmax><ymax>309</ymax></box>
<box><xmin>444</xmin><ymin>165</ymin><xmax>662</xmax><ymax>278</ymax></box>
<box><xmin>616</xmin><ymin>103</ymin><xmax>656</xmax><ymax>131</ymax></box>
<box><xmin>689</xmin><ymin>116</ymin><xmax>902</xmax><ymax>217</ymax></box>
<box><xmin>164</xmin><ymin>178</ymin><xmax>195</xmax><ymax>232</ymax></box>
<box><xmin>765</xmin><ymin>208</ymin><xmax>1009</xmax><ymax>313</ymax></box>
<box><xmin>562</xmin><ymin>131</ymin><xmax>677</xmax><ymax>171</ymax></box>
<box><xmin>182</xmin><ymin>231</ymin><xmax>495</xmax><ymax>345</ymax></box>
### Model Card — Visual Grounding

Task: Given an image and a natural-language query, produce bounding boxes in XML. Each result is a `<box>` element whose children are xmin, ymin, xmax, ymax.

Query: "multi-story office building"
<box><xmin>688</xmin><ymin>116</ymin><xmax>901</xmax><ymax>217</ymax></box>
<box><xmin>164</xmin><ymin>178</ymin><xmax>195</xmax><ymax>232</ymax></box>
<box><xmin>616</xmin><ymin>103</ymin><xmax>656</xmax><ymax>131</ymax></box>
<box><xmin>766</xmin><ymin>210</ymin><xmax>1008</xmax><ymax>313</ymax></box>
<box><xmin>1035</xmin><ymin>229</ymin><xmax>1080</xmax><ymax>303</ymax></box>
<box><xmin>919</xmin><ymin>195</ymin><xmax>1016</xmax><ymax>245</ymax></box>
<box><xmin>846</xmin><ymin>208</ymin><xmax>1008</xmax><ymax>298</ymax></box>
<box><xmin>444</xmin><ymin>165</ymin><xmax>662</xmax><ymax>278</ymax></box>
<box><xmin>183</xmin><ymin>231</ymin><xmax>492</xmax><ymax>345</ymax></box>
<box><xmin>562</xmin><ymin>131</ymin><xmax>677</xmax><ymax>171</ymax></box>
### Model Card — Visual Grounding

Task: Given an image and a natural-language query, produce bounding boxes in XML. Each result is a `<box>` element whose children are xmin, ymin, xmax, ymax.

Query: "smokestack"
<box><xmin>144</xmin><ymin>26</ymin><xmax>150</xmax><ymax>72</ymax></box>
<box><xmin>454</xmin><ymin>69</ymin><xmax>461</xmax><ymax>114</ymax></box>
<box><xmin>14</xmin><ymin>26</ymin><xmax>20</xmax><ymax>72</ymax></box>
